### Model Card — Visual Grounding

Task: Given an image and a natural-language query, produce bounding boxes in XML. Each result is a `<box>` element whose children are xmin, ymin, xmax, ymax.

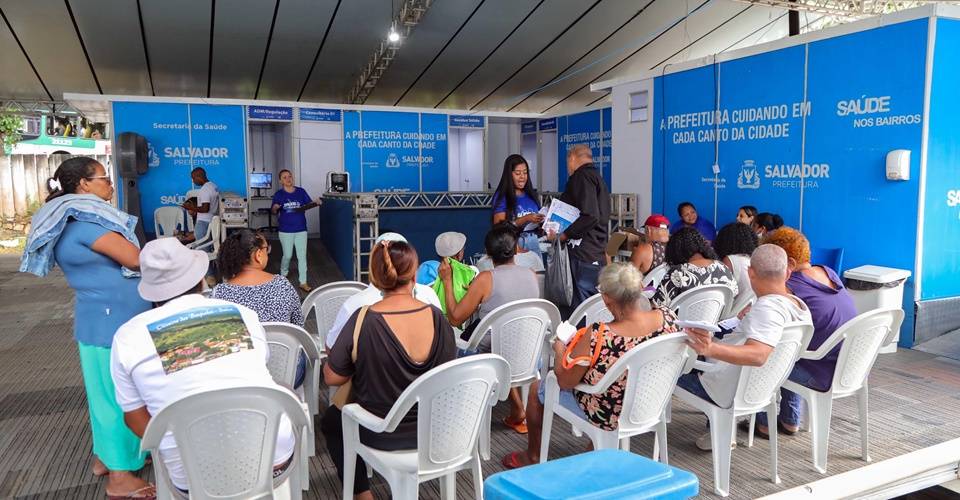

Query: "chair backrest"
<box><xmin>725</xmin><ymin>289</ymin><xmax>757</xmax><ymax>319</ymax></box>
<box><xmin>154</xmin><ymin>206</ymin><xmax>187</xmax><ymax>238</ymax></box>
<box><xmin>300</xmin><ymin>281</ymin><xmax>367</xmax><ymax>346</ymax></box>
<box><xmin>567</xmin><ymin>293</ymin><xmax>614</xmax><ymax>327</ymax></box>
<box><xmin>592</xmin><ymin>333</ymin><xmax>690</xmax><ymax>434</ymax></box>
<box><xmin>643</xmin><ymin>263</ymin><xmax>668</xmax><ymax>288</ymax></box>
<box><xmin>811</xmin><ymin>247</ymin><xmax>844</xmax><ymax>274</ymax></box>
<box><xmin>209</xmin><ymin>216</ymin><xmax>223</xmax><ymax>253</ymax></box>
<box><xmin>734</xmin><ymin>321</ymin><xmax>814</xmax><ymax>412</ymax></box>
<box><xmin>672</xmin><ymin>284</ymin><xmax>734</xmax><ymax>324</ymax></box>
<box><xmin>830</xmin><ymin>308</ymin><xmax>904</xmax><ymax>396</ymax></box>
<box><xmin>472</xmin><ymin>299</ymin><xmax>561</xmax><ymax>384</ymax></box>
<box><xmin>141</xmin><ymin>386</ymin><xmax>308</xmax><ymax>500</ymax></box>
<box><xmin>383</xmin><ymin>355</ymin><xmax>510</xmax><ymax>477</ymax></box>
<box><xmin>262</xmin><ymin>322</ymin><xmax>320</xmax><ymax>388</ymax></box>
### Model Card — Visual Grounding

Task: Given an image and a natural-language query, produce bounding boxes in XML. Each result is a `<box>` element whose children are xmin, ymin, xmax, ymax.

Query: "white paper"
<box><xmin>522</xmin><ymin>206</ymin><xmax>549</xmax><ymax>232</ymax></box>
<box><xmin>555</xmin><ymin>322</ymin><xmax>578</xmax><ymax>344</ymax></box>
<box><xmin>676</xmin><ymin>320</ymin><xmax>722</xmax><ymax>333</ymax></box>
<box><xmin>718</xmin><ymin>317</ymin><xmax>741</xmax><ymax>331</ymax></box>
<box><xmin>544</xmin><ymin>198</ymin><xmax>580</xmax><ymax>233</ymax></box>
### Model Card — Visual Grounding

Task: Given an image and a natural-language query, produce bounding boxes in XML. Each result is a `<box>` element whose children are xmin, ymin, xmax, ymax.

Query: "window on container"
<box><xmin>629</xmin><ymin>90</ymin><xmax>648</xmax><ymax>123</ymax></box>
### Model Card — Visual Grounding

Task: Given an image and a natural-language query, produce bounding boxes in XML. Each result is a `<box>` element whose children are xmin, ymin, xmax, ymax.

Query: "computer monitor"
<box><xmin>250</xmin><ymin>172</ymin><xmax>272</xmax><ymax>190</ymax></box>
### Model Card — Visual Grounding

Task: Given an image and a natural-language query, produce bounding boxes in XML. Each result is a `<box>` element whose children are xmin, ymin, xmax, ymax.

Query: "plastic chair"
<box><xmin>673</xmin><ymin>321</ymin><xmax>814</xmax><ymax>497</ymax></box>
<box><xmin>140</xmin><ymin>386</ymin><xmax>310</xmax><ymax>500</ymax></box>
<box><xmin>540</xmin><ymin>333</ymin><xmax>691</xmax><ymax>464</ymax></box>
<box><xmin>671</xmin><ymin>284</ymin><xmax>734</xmax><ymax>324</ymax></box>
<box><xmin>188</xmin><ymin>216</ymin><xmax>222</xmax><ymax>261</ymax></box>
<box><xmin>154</xmin><ymin>206</ymin><xmax>189</xmax><ymax>238</ymax></box>
<box><xmin>810</xmin><ymin>247</ymin><xmax>844</xmax><ymax>274</ymax></box>
<box><xmin>340</xmin><ymin>355</ymin><xmax>511</xmax><ymax>500</ymax></box>
<box><xmin>643</xmin><ymin>263</ymin><xmax>668</xmax><ymax>288</ymax></box>
<box><xmin>776</xmin><ymin>308</ymin><xmax>904</xmax><ymax>473</ymax></box>
<box><xmin>566</xmin><ymin>293</ymin><xmax>614</xmax><ymax>327</ymax></box>
<box><xmin>300</xmin><ymin>281</ymin><xmax>367</xmax><ymax>350</ymax></box>
<box><xmin>458</xmin><ymin>299</ymin><xmax>562</xmax><ymax>460</ymax></box>
<box><xmin>724</xmin><ymin>289</ymin><xmax>757</xmax><ymax>320</ymax></box>
<box><xmin>263</xmin><ymin>322</ymin><xmax>322</xmax><ymax>419</ymax></box>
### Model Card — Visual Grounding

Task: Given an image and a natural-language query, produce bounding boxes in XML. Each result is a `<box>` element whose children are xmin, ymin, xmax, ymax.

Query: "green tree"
<box><xmin>0</xmin><ymin>113</ymin><xmax>21</xmax><ymax>155</ymax></box>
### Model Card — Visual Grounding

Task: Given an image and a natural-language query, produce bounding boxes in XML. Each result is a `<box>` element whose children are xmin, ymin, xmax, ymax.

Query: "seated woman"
<box><xmin>440</xmin><ymin>222</ymin><xmax>540</xmax><ymax>434</ymax></box>
<box><xmin>751</xmin><ymin>211</ymin><xmax>784</xmax><ymax>239</ymax></box>
<box><xmin>650</xmin><ymin>227</ymin><xmax>738</xmax><ymax>308</ymax></box>
<box><xmin>714</xmin><ymin>222</ymin><xmax>759</xmax><ymax>315</ymax></box>
<box><xmin>211</xmin><ymin>229</ymin><xmax>307</xmax><ymax>387</ymax></box>
<box><xmin>501</xmin><ymin>263</ymin><xmax>679</xmax><ymax>468</ymax></box>
<box><xmin>754</xmin><ymin>227</ymin><xmax>857</xmax><ymax>437</ymax></box>
<box><xmin>630</xmin><ymin>214</ymin><xmax>670</xmax><ymax>274</ymax></box>
<box><xmin>322</xmin><ymin>240</ymin><xmax>456</xmax><ymax>500</ymax></box>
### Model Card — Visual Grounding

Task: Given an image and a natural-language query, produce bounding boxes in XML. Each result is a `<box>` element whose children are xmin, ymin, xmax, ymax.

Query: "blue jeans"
<box><xmin>756</xmin><ymin>363</ymin><xmax>827</xmax><ymax>428</ymax></box>
<box><xmin>569</xmin><ymin>258</ymin><xmax>602</xmax><ymax>309</ymax></box>
<box><xmin>194</xmin><ymin>220</ymin><xmax>209</xmax><ymax>241</ymax></box>
<box><xmin>676</xmin><ymin>372</ymin><xmax>716</xmax><ymax>405</ymax></box>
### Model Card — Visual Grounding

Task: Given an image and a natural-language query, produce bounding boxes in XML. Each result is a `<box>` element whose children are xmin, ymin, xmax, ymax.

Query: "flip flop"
<box><xmin>502</xmin><ymin>416</ymin><xmax>528</xmax><ymax>434</ymax></box>
<box><xmin>501</xmin><ymin>451</ymin><xmax>529</xmax><ymax>470</ymax></box>
<box><xmin>105</xmin><ymin>485</ymin><xmax>156</xmax><ymax>500</ymax></box>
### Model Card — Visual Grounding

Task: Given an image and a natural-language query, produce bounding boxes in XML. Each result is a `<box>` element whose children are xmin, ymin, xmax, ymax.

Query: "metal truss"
<box><xmin>1</xmin><ymin>99</ymin><xmax>83</xmax><ymax>117</ymax></box>
<box><xmin>373</xmin><ymin>191</ymin><xmax>494</xmax><ymax>210</ymax></box>
<box><xmin>734</xmin><ymin>0</ymin><xmax>958</xmax><ymax>21</ymax></box>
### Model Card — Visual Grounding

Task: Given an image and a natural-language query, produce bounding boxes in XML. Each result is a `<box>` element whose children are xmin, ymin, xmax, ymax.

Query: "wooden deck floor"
<box><xmin>2</xmin><ymin>245</ymin><xmax>960</xmax><ymax>499</ymax></box>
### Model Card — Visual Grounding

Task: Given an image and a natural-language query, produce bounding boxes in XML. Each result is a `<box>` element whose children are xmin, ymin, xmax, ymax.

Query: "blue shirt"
<box><xmin>272</xmin><ymin>187</ymin><xmax>312</xmax><ymax>233</ymax></box>
<box><xmin>493</xmin><ymin>192</ymin><xmax>540</xmax><ymax>223</ymax></box>
<box><xmin>53</xmin><ymin>221</ymin><xmax>151</xmax><ymax>347</ymax></box>
<box><xmin>670</xmin><ymin>217</ymin><xmax>717</xmax><ymax>241</ymax></box>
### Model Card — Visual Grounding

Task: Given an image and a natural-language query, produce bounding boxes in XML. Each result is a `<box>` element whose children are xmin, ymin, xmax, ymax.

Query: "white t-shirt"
<box><xmin>111</xmin><ymin>295</ymin><xmax>295</xmax><ymax>490</ymax></box>
<box><xmin>196</xmin><ymin>181</ymin><xmax>219</xmax><ymax>223</ymax></box>
<box><xmin>727</xmin><ymin>254</ymin><xmax>752</xmax><ymax>304</ymax></box>
<box><xmin>326</xmin><ymin>284</ymin><xmax>441</xmax><ymax>348</ymax></box>
<box><xmin>699</xmin><ymin>293</ymin><xmax>812</xmax><ymax>409</ymax></box>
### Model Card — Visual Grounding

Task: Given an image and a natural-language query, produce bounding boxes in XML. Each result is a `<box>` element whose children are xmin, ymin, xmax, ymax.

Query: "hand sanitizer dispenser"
<box><xmin>886</xmin><ymin>149</ymin><xmax>910</xmax><ymax>181</ymax></box>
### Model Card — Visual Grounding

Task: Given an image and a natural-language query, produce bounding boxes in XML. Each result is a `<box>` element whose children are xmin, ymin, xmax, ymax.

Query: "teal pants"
<box><xmin>77</xmin><ymin>342</ymin><xmax>147</xmax><ymax>472</ymax></box>
<box><xmin>279</xmin><ymin>231</ymin><xmax>308</xmax><ymax>285</ymax></box>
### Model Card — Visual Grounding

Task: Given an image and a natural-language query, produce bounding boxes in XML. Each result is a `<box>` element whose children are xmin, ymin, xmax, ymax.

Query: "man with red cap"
<box><xmin>630</xmin><ymin>214</ymin><xmax>671</xmax><ymax>274</ymax></box>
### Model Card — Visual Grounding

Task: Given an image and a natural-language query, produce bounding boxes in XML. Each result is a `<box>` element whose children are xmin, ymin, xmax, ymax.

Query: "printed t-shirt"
<box><xmin>272</xmin><ymin>187</ymin><xmax>312</xmax><ymax>233</ymax></box>
<box><xmin>493</xmin><ymin>191</ymin><xmax>540</xmax><ymax>221</ymax></box>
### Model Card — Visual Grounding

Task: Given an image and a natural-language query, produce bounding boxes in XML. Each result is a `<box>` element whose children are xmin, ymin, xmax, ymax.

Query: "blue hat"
<box><xmin>416</xmin><ymin>260</ymin><xmax>440</xmax><ymax>285</ymax></box>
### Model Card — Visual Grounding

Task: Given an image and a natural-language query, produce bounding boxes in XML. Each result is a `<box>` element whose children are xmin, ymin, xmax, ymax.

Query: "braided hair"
<box><xmin>45</xmin><ymin>157</ymin><xmax>101</xmax><ymax>202</ymax></box>
<box><xmin>217</xmin><ymin>229</ymin><xmax>268</xmax><ymax>279</ymax></box>
<box><xmin>369</xmin><ymin>240</ymin><xmax>418</xmax><ymax>291</ymax></box>
<box><xmin>665</xmin><ymin>226</ymin><xmax>718</xmax><ymax>265</ymax></box>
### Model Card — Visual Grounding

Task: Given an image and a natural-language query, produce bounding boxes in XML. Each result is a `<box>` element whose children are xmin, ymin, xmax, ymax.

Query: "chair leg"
<box><xmin>520</xmin><ymin>384</ymin><xmax>530</xmax><ymax>410</ymax></box>
<box><xmin>809</xmin><ymin>391</ymin><xmax>834</xmax><ymax>474</ymax></box>
<box><xmin>709</xmin><ymin>412</ymin><xmax>734</xmax><ymax>497</ymax></box>
<box><xmin>619</xmin><ymin>437</ymin><xmax>630</xmax><ymax>451</ymax></box>
<box><xmin>858</xmin><ymin>382</ymin><xmax>871</xmax><ymax>462</ymax></box>
<box><xmin>341</xmin><ymin>445</ymin><xmax>357</xmax><ymax>500</ymax></box>
<box><xmin>767</xmin><ymin>401</ymin><xmax>780</xmax><ymax>484</ymax></box>
<box><xmin>539</xmin><ymin>390</ymin><xmax>557</xmax><ymax>463</ymax></box>
<box><xmin>387</xmin><ymin>473</ymin><xmax>419</xmax><ymax>500</ymax></box>
<box><xmin>747</xmin><ymin>414</ymin><xmax>756</xmax><ymax>448</ymax></box>
<box><xmin>665</xmin><ymin>399</ymin><xmax>673</xmax><ymax>423</ymax></box>
<box><xmin>656</xmin><ymin>420</ymin><xmax>669</xmax><ymax>464</ymax></box>
<box><xmin>440</xmin><ymin>473</ymin><xmax>457</xmax><ymax>500</ymax></box>
<box><xmin>471</xmin><ymin>453</ymin><xmax>484</xmax><ymax>500</ymax></box>
<box><xmin>301</xmin><ymin>428</ymin><xmax>310</xmax><ymax>490</ymax></box>
<box><xmin>480</xmin><ymin>407</ymin><xmax>492</xmax><ymax>461</ymax></box>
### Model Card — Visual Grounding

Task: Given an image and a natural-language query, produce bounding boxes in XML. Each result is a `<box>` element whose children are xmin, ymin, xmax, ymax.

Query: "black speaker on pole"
<box><xmin>116</xmin><ymin>132</ymin><xmax>148</xmax><ymax>243</ymax></box>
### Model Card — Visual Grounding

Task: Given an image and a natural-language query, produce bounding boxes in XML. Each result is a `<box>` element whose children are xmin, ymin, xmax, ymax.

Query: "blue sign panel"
<box><xmin>113</xmin><ymin>102</ymin><xmax>247</xmax><ymax>236</ymax></box>
<box><xmin>448</xmin><ymin>115</ymin><xmax>485</xmax><ymax>128</ymax></box>
<box><xmin>521</xmin><ymin>121</ymin><xmax>537</xmax><ymax>134</ymax></box>
<box><xmin>922</xmin><ymin>18</ymin><xmax>960</xmax><ymax>300</ymax></box>
<box><xmin>299</xmin><ymin>108</ymin><xmax>342</xmax><ymax>122</ymax></box>
<box><xmin>538</xmin><ymin>118</ymin><xmax>556</xmax><ymax>131</ymax></box>
<box><xmin>557</xmin><ymin>108</ymin><xmax>612</xmax><ymax>191</ymax></box>
<box><xmin>421</xmin><ymin>114</ymin><xmax>449</xmax><ymax>191</ymax></box>
<box><xmin>247</xmin><ymin>105</ymin><xmax>292</xmax><ymax>121</ymax></box>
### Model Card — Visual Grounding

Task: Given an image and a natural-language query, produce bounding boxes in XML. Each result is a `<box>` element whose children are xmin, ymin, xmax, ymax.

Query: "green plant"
<box><xmin>0</xmin><ymin>113</ymin><xmax>22</xmax><ymax>155</ymax></box>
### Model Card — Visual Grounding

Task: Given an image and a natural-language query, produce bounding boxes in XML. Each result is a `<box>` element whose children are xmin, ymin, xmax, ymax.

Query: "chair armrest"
<box><xmin>341</xmin><ymin>403</ymin><xmax>389</xmax><ymax>433</ymax></box>
<box><xmin>693</xmin><ymin>359</ymin><xmax>721</xmax><ymax>373</ymax></box>
<box><xmin>799</xmin><ymin>331</ymin><xmax>845</xmax><ymax>361</ymax></box>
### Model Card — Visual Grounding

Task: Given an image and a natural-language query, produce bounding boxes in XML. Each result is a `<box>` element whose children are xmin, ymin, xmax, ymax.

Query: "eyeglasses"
<box><xmin>86</xmin><ymin>175</ymin><xmax>113</xmax><ymax>185</ymax></box>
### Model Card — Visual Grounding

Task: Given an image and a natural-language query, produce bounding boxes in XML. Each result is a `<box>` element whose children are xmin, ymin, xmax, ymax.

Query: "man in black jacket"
<box><xmin>548</xmin><ymin>144</ymin><xmax>610</xmax><ymax>309</ymax></box>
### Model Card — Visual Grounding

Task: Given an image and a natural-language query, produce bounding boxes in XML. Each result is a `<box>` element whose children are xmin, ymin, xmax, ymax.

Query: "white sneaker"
<box><xmin>696</xmin><ymin>432</ymin><xmax>737</xmax><ymax>451</ymax></box>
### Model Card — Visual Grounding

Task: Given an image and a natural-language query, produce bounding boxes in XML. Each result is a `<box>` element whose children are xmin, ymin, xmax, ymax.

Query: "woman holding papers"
<box><xmin>493</xmin><ymin>154</ymin><xmax>545</xmax><ymax>255</ymax></box>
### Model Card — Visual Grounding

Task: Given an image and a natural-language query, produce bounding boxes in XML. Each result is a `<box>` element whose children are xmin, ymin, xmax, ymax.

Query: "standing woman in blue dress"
<box><xmin>492</xmin><ymin>154</ymin><xmax>545</xmax><ymax>256</ymax></box>
<box><xmin>271</xmin><ymin>169</ymin><xmax>322</xmax><ymax>292</ymax></box>
<box><xmin>20</xmin><ymin>157</ymin><xmax>154</xmax><ymax>499</ymax></box>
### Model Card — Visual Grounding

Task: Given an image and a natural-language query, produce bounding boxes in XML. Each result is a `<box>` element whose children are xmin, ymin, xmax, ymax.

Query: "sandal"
<box><xmin>502</xmin><ymin>416</ymin><xmax>528</xmax><ymax>434</ymax></box>
<box><xmin>106</xmin><ymin>485</ymin><xmax>156</xmax><ymax>500</ymax></box>
<box><xmin>501</xmin><ymin>451</ymin><xmax>530</xmax><ymax>470</ymax></box>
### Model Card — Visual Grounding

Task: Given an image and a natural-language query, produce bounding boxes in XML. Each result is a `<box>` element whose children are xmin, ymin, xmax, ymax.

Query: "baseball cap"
<box><xmin>644</xmin><ymin>214</ymin><xmax>670</xmax><ymax>229</ymax></box>
<box><xmin>138</xmin><ymin>238</ymin><xmax>210</xmax><ymax>302</ymax></box>
<box><xmin>435</xmin><ymin>231</ymin><xmax>467</xmax><ymax>258</ymax></box>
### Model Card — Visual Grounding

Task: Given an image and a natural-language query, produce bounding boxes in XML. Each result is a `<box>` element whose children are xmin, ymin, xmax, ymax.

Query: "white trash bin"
<box><xmin>843</xmin><ymin>265</ymin><xmax>911</xmax><ymax>354</ymax></box>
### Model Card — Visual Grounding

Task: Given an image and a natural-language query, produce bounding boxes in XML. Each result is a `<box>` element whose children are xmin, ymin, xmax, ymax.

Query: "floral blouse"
<box><xmin>649</xmin><ymin>261</ymin><xmax>738</xmax><ymax>308</ymax></box>
<box><xmin>573</xmin><ymin>307</ymin><xmax>679</xmax><ymax>431</ymax></box>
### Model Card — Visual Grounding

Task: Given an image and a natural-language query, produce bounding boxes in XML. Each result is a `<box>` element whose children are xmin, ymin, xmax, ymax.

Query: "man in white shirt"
<box><xmin>326</xmin><ymin>232</ymin><xmax>441</xmax><ymax>348</ymax></box>
<box><xmin>185</xmin><ymin>167</ymin><xmax>219</xmax><ymax>240</ymax></box>
<box><xmin>675</xmin><ymin>244</ymin><xmax>812</xmax><ymax>450</ymax></box>
<box><xmin>110</xmin><ymin>238</ymin><xmax>295</xmax><ymax>492</ymax></box>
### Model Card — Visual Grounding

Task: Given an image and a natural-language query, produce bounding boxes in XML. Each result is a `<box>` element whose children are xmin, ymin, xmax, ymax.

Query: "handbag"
<box><xmin>331</xmin><ymin>305</ymin><xmax>369</xmax><ymax>409</ymax></box>
<box><xmin>545</xmin><ymin>238</ymin><xmax>574</xmax><ymax>307</ymax></box>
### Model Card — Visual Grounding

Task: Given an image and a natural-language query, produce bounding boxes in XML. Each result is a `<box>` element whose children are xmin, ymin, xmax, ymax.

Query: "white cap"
<box><xmin>435</xmin><ymin>231</ymin><xmax>466</xmax><ymax>258</ymax></box>
<box><xmin>138</xmin><ymin>238</ymin><xmax>210</xmax><ymax>302</ymax></box>
<box><xmin>375</xmin><ymin>232</ymin><xmax>407</xmax><ymax>244</ymax></box>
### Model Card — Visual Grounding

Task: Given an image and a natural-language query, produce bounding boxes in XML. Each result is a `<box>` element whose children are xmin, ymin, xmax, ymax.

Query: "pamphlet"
<box><xmin>676</xmin><ymin>320</ymin><xmax>722</xmax><ymax>333</ymax></box>
<box><xmin>544</xmin><ymin>198</ymin><xmax>580</xmax><ymax>234</ymax></box>
<box><xmin>718</xmin><ymin>317</ymin><xmax>741</xmax><ymax>331</ymax></box>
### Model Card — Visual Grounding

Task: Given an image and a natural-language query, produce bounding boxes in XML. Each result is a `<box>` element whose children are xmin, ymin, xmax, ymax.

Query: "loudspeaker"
<box><xmin>117</xmin><ymin>132</ymin><xmax>148</xmax><ymax>178</ymax></box>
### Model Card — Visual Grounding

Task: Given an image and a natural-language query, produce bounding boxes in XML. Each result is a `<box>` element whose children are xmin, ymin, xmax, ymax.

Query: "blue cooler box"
<box><xmin>484</xmin><ymin>449</ymin><xmax>698</xmax><ymax>499</ymax></box>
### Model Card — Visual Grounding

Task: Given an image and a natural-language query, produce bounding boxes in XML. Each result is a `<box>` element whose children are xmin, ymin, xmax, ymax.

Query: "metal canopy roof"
<box><xmin>0</xmin><ymin>0</ymin><xmax>826</xmax><ymax>115</ymax></box>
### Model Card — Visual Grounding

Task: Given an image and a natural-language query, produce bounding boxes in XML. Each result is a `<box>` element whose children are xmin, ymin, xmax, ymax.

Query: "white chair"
<box><xmin>341</xmin><ymin>354</ymin><xmax>511</xmax><ymax>500</ymax></box>
<box><xmin>188</xmin><ymin>216</ymin><xmax>222</xmax><ymax>261</ymax></box>
<box><xmin>154</xmin><ymin>206</ymin><xmax>189</xmax><ymax>238</ymax></box>
<box><xmin>540</xmin><ymin>333</ymin><xmax>691</xmax><ymax>464</ymax></box>
<box><xmin>458</xmin><ymin>299</ymin><xmax>562</xmax><ymax>460</ymax></box>
<box><xmin>263</xmin><ymin>322</ymin><xmax>322</xmax><ymax>419</ymax></box>
<box><xmin>674</xmin><ymin>321</ymin><xmax>814</xmax><ymax>497</ymax></box>
<box><xmin>141</xmin><ymin>386</ymin><xmax>310</xmax><ymax>500</ymax></box>
<box><xmin>643</xmin><ymin>263</ymin><xmax>668</xmax><ymax>288</ymax></box>
<box><xmin>671</xmin><ymin>284</ymin><xmax>734</xmax><ymax>323</ymax></box>
<box><xmin>566</xmin><ymin>293</ymin><xmax>613</xmax><ymax>327</ymax></box>
<box><xmin>300</xmin><ymin>281</ymin><xmax>367</xmax><ymax>351</ymax></box>
<box><xmin>724</xmin><ymin>289</ymin><xmax>756</xmax><ymax>320</ymax></box>
<box><xmin>776</xmin><ymin>308</ymin><xmax>905</xmax><ymax>473</ymax></box>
